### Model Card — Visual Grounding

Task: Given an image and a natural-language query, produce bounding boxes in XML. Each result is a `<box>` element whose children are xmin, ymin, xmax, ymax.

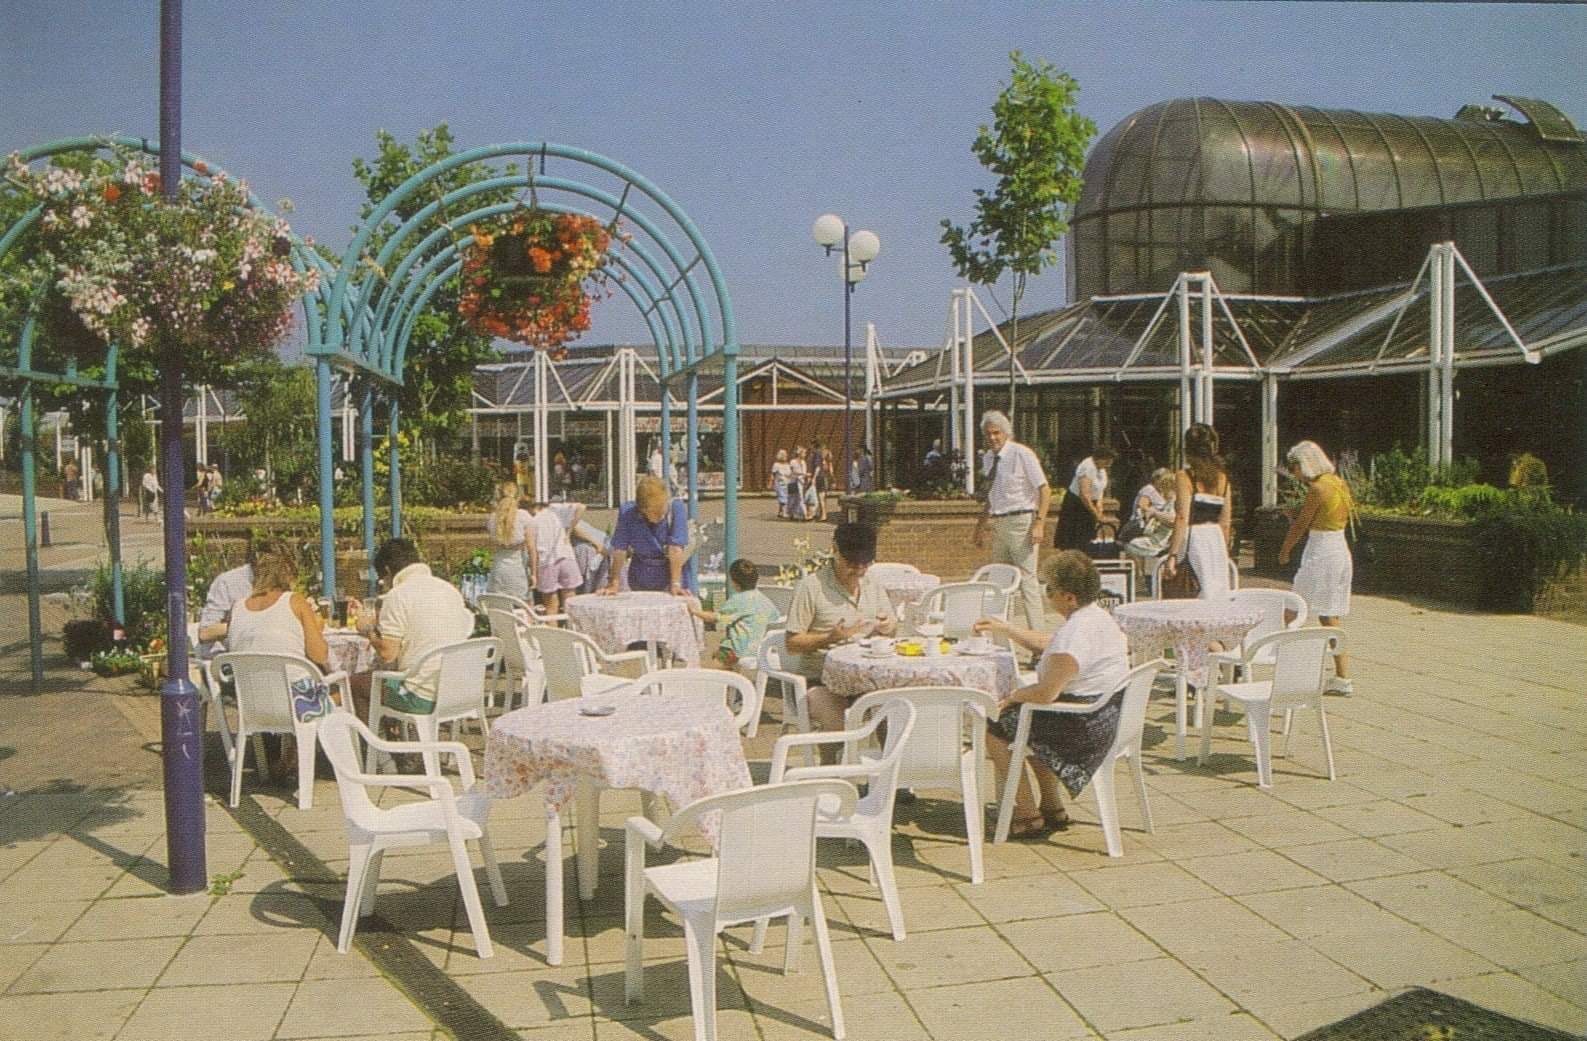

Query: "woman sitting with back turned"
<box><xmin>974</xmin><ymin>551</ymin><xmax>1130</xmax><ymax>837</ymax></box>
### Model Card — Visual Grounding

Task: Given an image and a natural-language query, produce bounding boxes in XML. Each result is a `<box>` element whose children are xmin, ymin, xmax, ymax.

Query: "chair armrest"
<box><xmin>761</xmin><ymin>667</ymin><xmax>807</xmax><ymax>697</ymax></box>
<box><xmin>770</xmin><ymin>730</ymin><xmax>859</xmax><ymax>782</ymax></box>
<box><xmin>536</xmin><ymin>612</ymin><xmax>569</xmax><ymax>626</ymax></box>
<box><xmin>1020</xmin><ymin>696</ymin><xmax>1114</xmax><ymax>717</ymax></box>
<box><xmin>780</xmin><ymin>762</ymin><xmax>877</xmax><ymax>784</ymax></box>
<box><xmin>626</xmin><ymin>815</ymin><xmax>665</xmax><ymax>849</ymax></box>
<box><xmin>321</xmin><ymin>669</ymin><xmax>350</xmax><ymax>687</ymax></box>
<box><xmin>602</xmin><ymin>649</ymin><xmax>651</xmax><ymax>679</ymax></box>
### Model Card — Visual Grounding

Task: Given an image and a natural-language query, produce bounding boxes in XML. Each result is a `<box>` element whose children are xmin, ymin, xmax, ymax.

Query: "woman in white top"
<box><xmin>1166</xmin><ymin>424</ymin><xmax>1234</xmax><ymax>599</ymax></box>
<box><xmin>975</xmin><ymin>551</ymin><xmax>1131</xmax><ymax>837</ymax></box>
<box><xmin>770</xmin><ymin>449</ymin><xmax>793</xmax><ymax>518</ymax></box>
<box><xmin>483</xmin><ymin>480</ymin><xmax>533</xmax><ymax>599</ymax></box>
<box><xmin>1055</xmin><ymin>445</ymin><xmax>1115</xmax><ymax>549</ymax></box>
<box><xmin>223</xmin><ymin>552</ymin><xmax>329</xmax><ymax>670</ymax></box>
<box><xmin>526</xmin><ymin>501</ymin><xmax>583</xmax><ymax>614</ymax></box>
<box><xmin>1124</xmin><ymin>468</ymin><xmax>1178</xmax><ymax>572</ymax></box>
<box><xmin>787</xmin><ymin>446</ymin><xmax>810</xmax><ymax>521</ymax></box>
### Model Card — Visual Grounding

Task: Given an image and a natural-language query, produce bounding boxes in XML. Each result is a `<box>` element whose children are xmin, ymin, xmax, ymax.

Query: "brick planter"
<box><xmin>838</xmin><ymin>496</ymin><xmax>990</xmax><ymax>581</ymax></box>
<box><xmin>1252</xmin><ymin>506</ymin><xmax>1583</xmax><ymax>616</ymax></box>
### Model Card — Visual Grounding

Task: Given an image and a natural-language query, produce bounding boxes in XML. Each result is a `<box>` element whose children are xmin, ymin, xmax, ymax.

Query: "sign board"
<box><xmin>1095</xmin><ymin>561</ymin><xmax>1136</xmax><ymax>611</ymax></box>
<box><xmin>635</xmin><ymin>416</ymin><xmax>723</xmax><ymax>434</ymax></box>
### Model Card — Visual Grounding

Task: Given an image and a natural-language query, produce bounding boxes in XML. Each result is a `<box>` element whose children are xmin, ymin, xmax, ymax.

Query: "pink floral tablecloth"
<box><xmin>1112</xmin><ymin>600</ymin><xmax>1265</xmax><ymax>689</ymax></box>
<box><xmin>875</xmin><ymin>572</ymin><xmax>941</xmax><ymax>615</ymax></box>
<box><xmin>484</xmin><ymin>695</ymin><xmax>750</xmax><ymax>841</ymax></box>
<box><xmin>323</xmin><ymin>631</ymin><xmax>376</xmax><ymax>676</ymax></box>
<box><xmin>821</xmin><ymin>641</ymin><xmax>1019</xmax><ymax>699</ymax></box>
<box><xmin>564</xmin><ymin>592</ymin><xmax>703</xmax><ymax>666</ymax></box>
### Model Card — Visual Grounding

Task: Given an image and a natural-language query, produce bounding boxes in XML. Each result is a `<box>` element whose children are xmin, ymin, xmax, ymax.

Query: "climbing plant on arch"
<box><xmin>313</xmin><ymin>141</ymin><xmax>741</xmax><ymax>596</ymax></box>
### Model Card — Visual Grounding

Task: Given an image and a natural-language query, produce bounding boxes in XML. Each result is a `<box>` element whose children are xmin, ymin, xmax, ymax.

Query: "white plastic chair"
<box><xmin>919</xmin><ymin>581</ymin><xmax>1003</xmax><ymax>640</ymax></box>
<box><xmin>761</xmin><ymin>698</ymin><xmax>917</xmax><ymax>941</ymax></box>
<box><xmin>628</xmin><ymin>667</ymin><xmax>764</xmax><ymax>736</ymax></box>
<box><xmin>758</xmin><ymin>584</ymin><xmax>796</xmax><ymax>624</ymax></box>
<box><xmin>478</xmin><ymin>590</ymin><xmax>567</xmax><ymax>628</ymax></box>
<box><xmin>523</xmin><ymin>624</ymin><xmax>651</xmax><ymax>702</ymax></box>
<box><xmin>485</xmin><ymin>608</ymin><xmax>547</xmax><ymax>711</ymax></box>
<box><xmin>866</xmin><ymin>562</ymin><xmax>920</xmax><ymax>585</ymax></box>
<box><xmin>971</xmin><ymin>563</ymin><xmax>1021</xmax><ymax>597</ymax></box>
<box><xmin>366</xmin><ymin>638</ymin><xmax>500</xmax><ymax>776</ymax></box>
<box><xmin>1210</xmin><ymin>590</ymin><xmax>1308</xmax><ymax>682</ymax></box>
<box><xmin>992</xmin><ymin>659</ymin><xmax>1165</xmax><ymax>856</ymax></box>
<box><xmin>1199</xmin><ymin>628</ymin><xmax>1343</xmax><ymax>788</ymax></box>
<box><xmin>211</xmin><ymin>651</ymin><xmax>351</xmax><ymax>810</ymax></box>
<box><xmin>317</xmin><ymin>712</ymin><xmax>508</xmax><ymax>958</ymax></box>
<box><xmin>743</xmin><ymin>630</ymin><xmax>812</xmax><ymax>742</ymax></box>
<box><xmin>625</xmin><ymin>779</ymin><xmax>855</xmax><ymax>1041</ymax></box>
<box><xmin>847</xmin><ymin>686</ymin><xmax>998</xmax><ymax>884</ymax></box>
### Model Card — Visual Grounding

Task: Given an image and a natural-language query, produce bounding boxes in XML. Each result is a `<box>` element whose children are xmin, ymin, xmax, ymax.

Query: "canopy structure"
<box><xmin>0</xmin><ymin>136</ymin><xmax>334</xmax><ymax>689</ymax></box>
<box><xmin>882</xmin><ymin>242</ymin><xmax>1584</xmax><ymax>506</ymax></box>
<box><xmin>308</xmin><ymin>143</ymin><xmax>739</xmax><ymax>595</ymax></box>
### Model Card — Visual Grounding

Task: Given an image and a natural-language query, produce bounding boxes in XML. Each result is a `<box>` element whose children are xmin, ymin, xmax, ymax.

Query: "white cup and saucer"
<box><xmin>915</xmin><ymin>622</ymin><xmax>944</xmax><ymax>639</ymax></box>
<box><xmin>957</xmin><ymin>636</ymin><xmax>996</xmax><ymax>656</ymax></box>
<box><xmin>865</xmin><ymin>638</ymin><xmax>896</xmax><ymax>659</ymax></box>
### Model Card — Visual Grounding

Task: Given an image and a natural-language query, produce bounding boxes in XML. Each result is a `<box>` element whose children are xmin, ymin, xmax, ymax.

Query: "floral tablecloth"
<box><xmin>1112</xmin><ymin>600</ymin><xmax>1265</xmax><ymax>689</ymax></box>
<box><xmin>564</xmin><ymin>592</ymin><xmax>703</xmax><ymax>666</ymax></box>
<box><xmin>875</xmin><ymin>572</ymin><xmax>941</xmax><ymax>616</ymax></box>
<box><xmin>323</xmin><ymin>631</ymin><xmax>376</xmax><ymax>677</ymax></box>
<box><xmin>821</xmin><ymin>641</ymin><xmax>1019</xmax><ymax>700</ymax></box>
<box><xmin>484</xmin><ymin>695</ymin><xmax>750</xmax><ymax>841</ymax></box>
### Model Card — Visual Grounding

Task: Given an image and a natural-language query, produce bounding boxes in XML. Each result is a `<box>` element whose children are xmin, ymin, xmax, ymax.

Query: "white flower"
<box><xmin>129</xmin><ymin>317</ymin><xmax>151</xmax><ymax>346</ymax></box>
<box><xmin>122</xmin><ymin>161</ymin><xmax>144</xmax><ymax>185</ymax></box>
<box><xmin>70</xmin><ymin>205</ymin><xmax>91</xmax><ymax>229</ymax></box>
<box><xmin>40</xmin><ymin>210</ymin><xmax>58</xmax><ymax>229</ymax></box>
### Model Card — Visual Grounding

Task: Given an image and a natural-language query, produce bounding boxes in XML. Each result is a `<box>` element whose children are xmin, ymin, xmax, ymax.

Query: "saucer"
<box><xmin>578</xmin><ymin>703</ymin><xmax>618</xmax><ymax>717</ymax></box>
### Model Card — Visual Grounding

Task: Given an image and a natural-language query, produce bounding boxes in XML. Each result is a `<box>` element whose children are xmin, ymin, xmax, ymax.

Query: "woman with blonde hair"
<box><xmin>484</xmin><ymin>479</ymin><xmax>533</xmax><ymax>599</ymax></box>
<box><xmin>224</xmin><ymin>552</ymin><xmax>329</xmax><ymax>670</ymax></box>
<box><xmin>771</xmin><ymin>448</ymin><xmax>792</xmax><ymax>518</ymax></box>
<box><xmin>1280</xmin><ymin>440</ymin><xmax>1354</xmax><ymax>694</ymax></box>
<box><xmin>1166</xmin><ymin>424</ymin><xmax>1234</xmax><ymax>598</ymax></box>
<box><xmin>604</xmin><ymin>474</ymin><xmax>693</xmax><ymax>595</ymax></box>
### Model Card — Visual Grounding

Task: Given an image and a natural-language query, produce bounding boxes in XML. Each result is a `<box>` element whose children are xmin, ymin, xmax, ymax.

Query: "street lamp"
<box><xmin>812</xmin><ymin>214</ymin><xmax>879</xmax><ymax>492</ymax></box>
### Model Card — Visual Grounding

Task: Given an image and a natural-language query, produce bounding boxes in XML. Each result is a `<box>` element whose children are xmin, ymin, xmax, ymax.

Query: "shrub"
<box><xmin>64</xmin><ymin>618</ymin><xmax>113</xmax><ymax>661</ymax></box>
<box><xmin>1361</xmin><ymin>447</ymin><xmax>1481</xmax><ymax>511</ymax></box>
<box><xmin>912</xmin><ymin>451</ymin><xmax>974</xmax><ymax>500</ymax></box>
<box><xmin>428</xmin><ymin>460</ymin><xmax>499</xmax><ymax>508</ymax></box>
<box><xmin>1508</xmin><ymin>453</ymin><xmax>1549</xmax><ymax>490</ymax></box>
<box><xmin>1473</xmin><ymin>506</ymin><xmax>1587</xmax><ymax>612</ymax></box>
<box><xmin>91</xmin><ymin>561</ymin><xmax>167</xmax><ymax>649</ymax></box>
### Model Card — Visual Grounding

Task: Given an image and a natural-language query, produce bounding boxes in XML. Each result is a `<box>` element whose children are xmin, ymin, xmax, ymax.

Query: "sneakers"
<box><xmin>1326</xmin><ymin>676</ymin><xmax>1354</xmax><ymax>696</ymax></box>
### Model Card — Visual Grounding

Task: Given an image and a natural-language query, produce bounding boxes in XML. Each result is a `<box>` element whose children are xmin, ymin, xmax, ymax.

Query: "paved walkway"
<box><xmin>1</xmin><ymin>507</ymin><xmax>1585</xmax><ymax>1039</ymax></box>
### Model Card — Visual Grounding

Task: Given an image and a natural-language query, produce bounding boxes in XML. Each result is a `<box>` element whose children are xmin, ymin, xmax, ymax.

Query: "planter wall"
<box><xmin>839</xmin><ymin>497</ymin><xmax>991</xmax><ymax>581</ymax></box>
<box><xmin>1252</xmin><ymin>506</ymin><xmax>1583</xmax><ymax>617</ymax></box>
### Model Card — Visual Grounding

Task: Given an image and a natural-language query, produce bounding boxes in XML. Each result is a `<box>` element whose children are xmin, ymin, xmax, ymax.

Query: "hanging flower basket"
<box><xmin>3</xmin><ymin>146</ymin><xmax>317</xmax><ymax>384</ymax></box>
<box><xmin>457</xmin><ymin>209</ymin><xmax>618</xmax><ymax>360</ymax></box>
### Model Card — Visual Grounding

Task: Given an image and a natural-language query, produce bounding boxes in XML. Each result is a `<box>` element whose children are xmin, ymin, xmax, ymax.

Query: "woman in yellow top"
<box><xmin>1279</xmin><ymin>441</ymin><xmax>1353</xmax><ymax>694</ymax></box>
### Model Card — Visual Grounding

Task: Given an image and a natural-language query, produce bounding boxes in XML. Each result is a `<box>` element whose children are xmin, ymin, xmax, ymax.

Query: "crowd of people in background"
<box><xmin>768</xmin><ymin>438</ymin><xmax>874</xmax><ymax>521</ymax></box>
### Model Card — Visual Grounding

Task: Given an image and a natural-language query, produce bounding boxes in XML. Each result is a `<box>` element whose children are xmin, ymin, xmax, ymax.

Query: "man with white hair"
<box><xmin>973</xmin><ymin>410</ymin><xmax>1051</xmax><ymax>630</ymax></box>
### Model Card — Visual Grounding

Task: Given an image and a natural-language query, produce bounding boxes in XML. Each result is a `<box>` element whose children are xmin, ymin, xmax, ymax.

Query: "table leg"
<box><xmin>576</xmin><ymin>776</ymin><xmax>600</xmax><ymax>901</ymax></box>
<box><xmin>545</xmin><ymin>806</ymin><xmax>564</xmax><ymax>967</ymax></box>
<box><xmin>1174</xmin><ymin>664</ymin><xmax>1189</xmax><ymax>761</ymax></box>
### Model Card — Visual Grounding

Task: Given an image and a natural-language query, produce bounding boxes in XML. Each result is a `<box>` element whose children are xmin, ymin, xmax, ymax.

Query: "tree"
<box><xmin>941</xmin><ymin>53</ymin><xmax>1095</xmax><ymax>422</ymax></box>
<box><xmin>213</xmin><ymin>357</ymin><xmax>318</xmax><ymax>497</ymax></box>
<box><xmin>349</xmin><ymin>125</ymin><xmax>518</xmax><ymax>458</ymax></box>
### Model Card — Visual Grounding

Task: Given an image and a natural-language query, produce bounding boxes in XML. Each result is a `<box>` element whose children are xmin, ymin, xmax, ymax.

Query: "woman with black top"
<box><xmin>1165</xmin><ymin>424</ymin><xmax>1234</xmax><ymax>598</ymax></box>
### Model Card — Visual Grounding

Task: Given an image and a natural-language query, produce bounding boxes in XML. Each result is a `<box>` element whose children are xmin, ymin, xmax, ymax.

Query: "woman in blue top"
<box><xmin>603</xmin><ymin>475</ymin><xmax>694</xmax><ymax>596</ymax></box>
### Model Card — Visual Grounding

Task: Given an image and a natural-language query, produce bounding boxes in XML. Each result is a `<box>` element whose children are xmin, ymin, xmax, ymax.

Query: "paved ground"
<box><xmin>2</xmin><ymin>498</ymin><xmax>1585</xmax><ymax>1040</ymax></box>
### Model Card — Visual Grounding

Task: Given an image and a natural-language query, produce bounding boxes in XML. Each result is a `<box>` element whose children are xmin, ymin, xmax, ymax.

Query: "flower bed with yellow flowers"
<box><xmin>457</xmin><ymin>209</ymin><xmax>616</xmax><ymax>359</ymax></box>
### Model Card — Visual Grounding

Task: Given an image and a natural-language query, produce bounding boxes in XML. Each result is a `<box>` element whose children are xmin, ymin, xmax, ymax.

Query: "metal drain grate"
<box><xmin>227</xmin><ymin>793</ymin><xmax>519</xmax><ymax>1041</ymax></box>
<box><xmin>1296</xmin><ymin>988</ymin><xmax>1581</xmax><ymax>1041</ymax></box>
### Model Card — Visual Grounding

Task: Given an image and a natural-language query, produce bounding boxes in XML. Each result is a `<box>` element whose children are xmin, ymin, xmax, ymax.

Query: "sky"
<box><xmin>2</xmin><ymin>1</ymin><xmax>1583</xmax><ymax>354</ymax></box>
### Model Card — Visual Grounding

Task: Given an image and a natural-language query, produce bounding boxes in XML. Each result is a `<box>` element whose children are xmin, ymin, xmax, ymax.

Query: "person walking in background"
<box><xmin>788</xmin><ymin>445</ymin><xmax>809</xmax><ymax>522</ymax></box>
<box><xmin>526</xmin><ymin>499</ymin><xmax>584</xmax><ymax>616</ymax></box>
<box><xmin>207</xmin><ymin>465</ymin><xmax>224</xmax><ymax>511</ymax></box>
<box><xmin>923</xmin><ymin>439</ymin><xmax>943</xmax><ymax>469</ymax></box>
<box><xmin>973</xmin><ymin>410</ymin><xmax>1051</xmax><ymax>631</ymax></box>
<box><xmin>1279</xmin><ymin>440</ymin><xmax>1354</xmax><ymax>694</ymax></box>
<box><xmin>140</xmin><ymin>466</ymin><xmax>161</xmax><ymax>520</ymax></box>
<box><xmin>484</xmin><ymin>479</ymin><xmax>533</xmax><ymax>599</ymax></box>
<box><xmin>809</xmin><ymin>438</ymin><xmax>830</xmax><ymax>521</ymax></box>
<box><xmin>771</xmin><ymin>448</ymin><xmax>793</xmax><ymax>518</ymax></box>
<box><xmin>1165</xmin><ymin>424</ymin><xmax>1233</xmax><ymax>598</ymax></box>
<box><xmin>1056</xmin><ymin>445</ymin><xmax>1115</xmax><ymax>550</ymax></box>
<box><xmin>63</xmin><ymin>459</ymin><xmax>80</xmax><ymax>501</ymax></box>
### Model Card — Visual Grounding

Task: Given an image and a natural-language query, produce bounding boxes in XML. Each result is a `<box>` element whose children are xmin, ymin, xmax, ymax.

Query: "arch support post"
<box><xmin>722</xmin><ymin>354</ymin><xmax>739</xmax><ymax>567</ymax></box>
<box><xmin>20</xmin><ymin>381</ymin><xmax>43</xmax><ymax>687</ymax></box>
<box><xmin>686</xmin><ymin>372</ymin><xmax>699</xmax><ymax>519</ymax></box>
<box><xmin>360</xmin><ymin>382</ymin><xmax>377</xmax><ymax>597</ymax></box>
<box><xmin>660</xmin><ymin>381</ymin><xmax>672</xmax><ymax>493</ymax></box>
<box><xmin>104</xmin><ymin>380</ymin><xmax>125</xmax><ymax>626</ymax></box>
<box><xmin>316</xmin><ymin>359</ymin><xmax>337</xmax><ymax>599</ymax></box>
<box><xmin>961</xmin><ymin>290</ymin><xmax>977</xmax><ymax>497</ymax></box>
<box><xmin>388</xmin><ymin>398</ymin><xmax>402</xmax><ymax>537</ymax></box>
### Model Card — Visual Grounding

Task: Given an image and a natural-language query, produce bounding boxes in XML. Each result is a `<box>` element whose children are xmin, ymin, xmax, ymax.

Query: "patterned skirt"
<box><xmin>988</xmin><ymin>692</ymin><xmax>1122</xmax><ymax>799</ymax></box>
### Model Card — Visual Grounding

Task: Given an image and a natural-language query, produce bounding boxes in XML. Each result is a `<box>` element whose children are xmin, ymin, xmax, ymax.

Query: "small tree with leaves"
<box><xmin>941</xmin><ymin>52</ymin><xmax>1095</xmax><ymax>422</ymax></box>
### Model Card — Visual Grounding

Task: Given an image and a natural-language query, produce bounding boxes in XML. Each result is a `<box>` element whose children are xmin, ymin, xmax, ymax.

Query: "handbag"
<box><xmin>1159</xmin><ymin>557</ymin><xmax>1201</xmax><ymax>599</ymax></box>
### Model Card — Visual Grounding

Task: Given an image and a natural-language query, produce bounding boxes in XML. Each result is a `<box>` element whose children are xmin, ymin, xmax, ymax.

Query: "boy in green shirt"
<box><xmin>689</xmin><ymin>558</ymin><xmax>781</xmax><ymax>668</ymax></box>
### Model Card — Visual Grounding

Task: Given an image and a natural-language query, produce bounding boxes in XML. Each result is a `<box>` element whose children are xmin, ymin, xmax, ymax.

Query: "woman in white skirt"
<box><xmin>1165</xmin><ymin>423</ymin><xmax>1234</xmax><ymax>599</ymax></box>
<box><xmin>1279</xmin><ymin>441</ymin><xmax>1353</xmax><ymax>694</ymax></box>
<box><xmin>484</xmin><ymin>480</ymin><xmax>533</xmax><ymax>600</ymax></box>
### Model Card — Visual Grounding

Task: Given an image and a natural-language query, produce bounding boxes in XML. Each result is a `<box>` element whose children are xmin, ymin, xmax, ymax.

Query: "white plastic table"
<box><xmin>821</xmin><ymin>641</ymin><xmax>1019</xmax><ymax>699</ymax></box>
<box><xmin>483</xmin><ymin>695</ymin><xmax>750</xmax><ymax>965</ymax></box>
<box><xmin>564</xmin><ymin>591</ymin><xmax>704</xmax><ymax>666</ymax></box>
<box><xmin>1113</xmin><ymin>599</ymin><xmax>1265</xmax><ymax>760</ymax></box>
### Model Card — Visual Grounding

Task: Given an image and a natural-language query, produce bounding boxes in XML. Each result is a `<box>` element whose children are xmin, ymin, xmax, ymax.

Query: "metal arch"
<box><xmin>366</xmin><ymin>191</ymin><xmax>695</xmax><ymax>375</ymax></box>
<box><xmin>326</xmin><ymin>142</ymin><xmax>737</xmax><ymax>367</ymax></box>
<box><xmin>357</xmin><ymin>171</ymin><xmax>713</xmax><ymax>375</ymax></box>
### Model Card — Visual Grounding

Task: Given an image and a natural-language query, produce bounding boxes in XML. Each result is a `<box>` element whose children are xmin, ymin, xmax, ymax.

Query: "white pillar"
<box><xmin>80</xmin><ymin>444</ymin><xmax>95</xmax><ymax>502</ymax></box>
<box><xmin>1198</xmin><ymin>276</ymin><xmax>1215</xmax><ymax>425</ymax></box>
<box><xmin>0</xmin><ymin>404</ymin><xmax>7</xmax><ymax>461</ymax></box>
<box><xmin>1261</xmin><ymin>373</ymin><xmax>1279</xmax><ymax>508</ymax></box>
<box><xmin>534</xmin><ymin>351</ymin><xmax>550</xmax><ymax>503</ymax></box>
<box><xmin>864</xmin><ymin>321</ymin><xmax>878</xmax><ymax>454</ymax></box>
<box><xmin>55</xmin><ymin>410</ymin><xmax>64</xmax><ymax>469</ymax></box>
<box><xmin>605</xmin><ymin>408</ymin><xmax>615</xmax><ymax>507</ymax></box>
<box><xmin>1177</xmin><ymin>280</ymin><xmax>1193</xmax><ymax>439</ymax></box>
<box><xmin>1439</xmin><ymin>243</ymin><xmax>1456</xmax><ymax>467</ymax></box>
<box><xmin>948</xmin><ymin>292</ymin><xmax>962</xmax><ymax>455</ymax></box>
<box><xmin>196</xmin><ymin>385</ymin><xmax>208</xmax><ymax>466</ymax></box>
<box><xmin>1427</xmin><ymin>246</ymin><xmax>1445</xmax><ymax>468</ymax></box>
<box><xmin>962</xmin><ymin>289</ymin><xmax>977</xmax><ymax>496</ymax></box>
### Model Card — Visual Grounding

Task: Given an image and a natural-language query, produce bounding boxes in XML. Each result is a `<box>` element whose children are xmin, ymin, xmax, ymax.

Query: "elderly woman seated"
<box><xmin>974</xmin><ymin>551</ymin><xmax>1131</xmax><ymax>837</ymax></box>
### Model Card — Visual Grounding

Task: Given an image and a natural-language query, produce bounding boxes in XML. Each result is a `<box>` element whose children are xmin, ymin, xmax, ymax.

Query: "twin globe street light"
<box><xmin>811</xmin><ymin>214</ymin><xmax>879</xmax><ymax>492</ymax></box>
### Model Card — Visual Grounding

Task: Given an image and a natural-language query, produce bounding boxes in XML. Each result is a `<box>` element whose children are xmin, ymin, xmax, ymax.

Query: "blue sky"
<box><xmin>3</xmin><ymin>1</ymin><xmax>1582</xmax><ymax>351</ymax></box>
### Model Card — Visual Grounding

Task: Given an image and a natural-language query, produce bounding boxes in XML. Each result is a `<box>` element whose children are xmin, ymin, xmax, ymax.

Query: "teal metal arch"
<box><xmin>1</xmin><ymin>135</ymin><xmax>338</xmax><ymax>688</ymax></box>
<box><xmin>310</xmin><ymin>142</ymin><xmax>741</xmax><ymax>598</ymax></box>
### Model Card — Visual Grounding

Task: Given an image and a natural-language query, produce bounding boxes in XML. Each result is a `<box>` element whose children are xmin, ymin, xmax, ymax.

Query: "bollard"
<box><xmin>39</xmin><ymin>511</ymin><xmax>50</xmax><ymax>547</ymax></box>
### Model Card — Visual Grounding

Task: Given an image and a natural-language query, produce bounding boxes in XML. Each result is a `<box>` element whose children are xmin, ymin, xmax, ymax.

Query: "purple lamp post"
<box><xmin>158</xmin><ymin>0</ymin><xmax>207</xmax><ymax>894</ymax></box>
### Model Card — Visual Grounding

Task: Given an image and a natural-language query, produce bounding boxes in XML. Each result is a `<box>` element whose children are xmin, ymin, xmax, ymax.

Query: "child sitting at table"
<box><xmin>687</xmin><ymin>558</ymin><xmax>781</xmax><ymax>668</ymax></box>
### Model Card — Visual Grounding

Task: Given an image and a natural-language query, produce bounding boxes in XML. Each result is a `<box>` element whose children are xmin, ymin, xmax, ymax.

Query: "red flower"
<box><xmin>102</xmin><ymin>184</ymin><xmax>121</xmax><ymax>203</ymax></box>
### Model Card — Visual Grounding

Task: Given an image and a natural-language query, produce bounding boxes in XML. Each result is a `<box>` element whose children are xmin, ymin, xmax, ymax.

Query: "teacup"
<box><xmin>961</xmin><ymin>636</ymin><xmax>993</xmax><ymax>654</ymax></box>
<box><xmin>866</xmin><ymin>638</ymin><xmax>896</xmax><ymax>658</ymax></box>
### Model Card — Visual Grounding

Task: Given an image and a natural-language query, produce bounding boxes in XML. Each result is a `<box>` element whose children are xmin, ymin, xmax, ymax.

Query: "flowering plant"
<box><xmin>456</xmin><ymin>208</ymin><xmax>618</xmax><ymax>359</ymax></box>
<box><xmin>4</xmin><ymin>145</ymin><xmax>316</xmax><ymax>380</ymax></box>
